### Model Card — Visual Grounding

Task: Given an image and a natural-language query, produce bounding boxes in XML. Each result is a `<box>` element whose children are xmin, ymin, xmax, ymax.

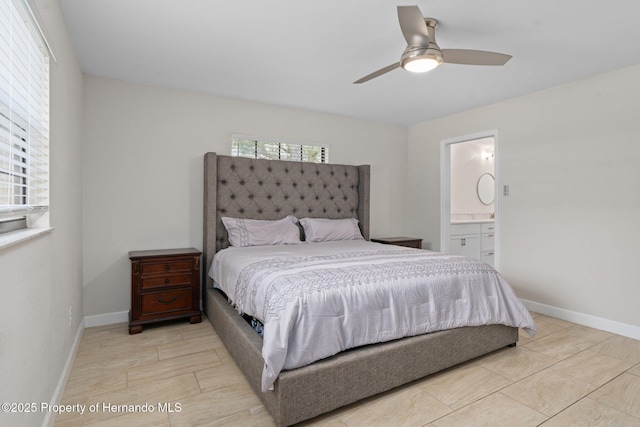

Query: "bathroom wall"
<box><xmin>450</xmin><ymin>138</ymin><xmax>494</xmax><ymax>221</ymax></box>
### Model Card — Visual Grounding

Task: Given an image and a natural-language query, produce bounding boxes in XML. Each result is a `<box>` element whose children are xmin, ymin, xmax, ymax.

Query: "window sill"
<box><xmin>0</xmin><ymin>227</ymin><xmax>53</xmax><ymax>252</ymax></box>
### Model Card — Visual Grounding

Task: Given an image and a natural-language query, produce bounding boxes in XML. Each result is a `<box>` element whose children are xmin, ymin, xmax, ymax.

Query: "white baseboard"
<box><xmin>42</xmin><ymin>319</ymin><xmax>85</xmax><ymax>427</ymax></box>
<box><xmin>521</xmin><ymin>299</ymin><xmax>640</xmax><ymax>341</ymax></box>
<box><xmin>84</xmin><ymin>310</ymin><xmax>129</xmax><ymax>328</ymax></box>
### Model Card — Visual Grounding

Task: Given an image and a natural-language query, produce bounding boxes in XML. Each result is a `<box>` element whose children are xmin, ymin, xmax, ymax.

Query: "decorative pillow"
<box><xmin>222</xmin><ymin>215</ymin><xmax>302</xmax><ymax>247</ymax></box>
<box><xmin>299</xmin><ymin>217</ymin><xmax>364</xmax><ymax>242</ymax></box>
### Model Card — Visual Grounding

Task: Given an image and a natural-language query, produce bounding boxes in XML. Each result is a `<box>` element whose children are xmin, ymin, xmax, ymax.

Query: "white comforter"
<box><xmin>210</xmin><ymin>240</ymin><xmax>536</xmax><ymax>392</ymax></box>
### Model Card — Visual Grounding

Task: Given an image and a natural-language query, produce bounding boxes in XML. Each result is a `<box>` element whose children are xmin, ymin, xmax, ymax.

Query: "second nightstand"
<box><xmin>129</xmin><ymin>248</ymin><xmax>202</xmax><ymax>334</ymax></box>
<box><xmin>370</xmin><ymin>237</ymin><xmax>423</xmax><ymax>249</ymax></box>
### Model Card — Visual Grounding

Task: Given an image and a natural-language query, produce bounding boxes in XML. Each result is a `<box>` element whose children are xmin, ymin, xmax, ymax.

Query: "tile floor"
<box><xmin>53</xmin><ymin>312</ymin><xmax>640</xmax><ymax>426</ymax></box>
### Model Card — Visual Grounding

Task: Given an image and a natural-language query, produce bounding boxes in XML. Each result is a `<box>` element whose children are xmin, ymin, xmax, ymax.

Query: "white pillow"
<box><xmin>222</xmin><ymin>215</ymin><xmax>302</xmax><ymax>247</ymax></box>
<box><xmin>299</xmin><ymin>217</ymin><xmax>364</xmax><ymax>243</ymax></box>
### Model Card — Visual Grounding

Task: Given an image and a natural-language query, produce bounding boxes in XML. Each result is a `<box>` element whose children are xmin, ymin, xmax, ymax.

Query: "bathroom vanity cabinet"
<box><xmin>450</xmin><ymin>222</ymin><xmax>495</xmax><ymax>267</ymax></box>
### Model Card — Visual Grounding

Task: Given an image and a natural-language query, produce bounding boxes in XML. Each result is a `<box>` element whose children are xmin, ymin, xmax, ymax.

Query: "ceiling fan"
<box><xmin>354</xmin><ymin>5</ymin><xmax>512</xmax><ymax>84</ymax></box>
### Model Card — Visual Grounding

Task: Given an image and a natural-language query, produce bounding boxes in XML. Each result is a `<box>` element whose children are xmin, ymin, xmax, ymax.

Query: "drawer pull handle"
<box><xmin>165</xmin><ymin>278</ymin><xmax>170</xmax><ymax>284</ymax></box>
<box><xmin>165</xmin><ymin>265</ymin><xmax>170</xmax><ymax>270</ymax></box>
<box><xmin>157</xmin><ymin>296</ymin><xmax>177</xmax><ymax>304</ymax></box>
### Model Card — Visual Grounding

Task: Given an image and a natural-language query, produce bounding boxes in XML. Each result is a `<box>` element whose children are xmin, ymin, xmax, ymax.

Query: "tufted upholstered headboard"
<box><xmin>203</xmin><ymin>152</ymin><xmax>370</xmax><ymax>288</ymax></box>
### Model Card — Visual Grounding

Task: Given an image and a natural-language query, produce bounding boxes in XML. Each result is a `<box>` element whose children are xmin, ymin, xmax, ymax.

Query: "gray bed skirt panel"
<box><xmin>206</xmin><ymin>286</ymin><xmax>518</xmax><ymax>426</ymax></box>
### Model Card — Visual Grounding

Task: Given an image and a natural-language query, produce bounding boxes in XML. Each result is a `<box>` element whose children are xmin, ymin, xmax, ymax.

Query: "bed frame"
<box><xmin>202</xmin><ymin>152</ymin><xmax>518</xmax><ymax>426</ymax></box>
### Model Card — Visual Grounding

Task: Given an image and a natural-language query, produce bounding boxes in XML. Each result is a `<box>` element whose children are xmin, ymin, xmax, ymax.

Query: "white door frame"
<box><xmin>440</xmin><ymin>130</ymin><xmax>500</xmax><ymax>270</ymax></box>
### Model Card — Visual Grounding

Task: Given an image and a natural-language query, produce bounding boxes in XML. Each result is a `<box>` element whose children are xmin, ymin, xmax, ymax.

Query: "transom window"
<box><xmin>232</xmin><ymin>135</ymin><xmax>328</xmax><ymax>163</ymax></box>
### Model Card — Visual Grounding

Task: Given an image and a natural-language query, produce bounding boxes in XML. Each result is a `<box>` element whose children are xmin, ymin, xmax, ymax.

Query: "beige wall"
<box><xmin>407</xmin><ymin>65</ymin><xmax>640</xmax><ymax>332</ymax></box>
<box><xmin>0</xmin><ymin>1</ymin><xmax>84</xmax><ymax>426</ymax></box>
<box><xmin>83</xmin><ymin>66</ymin><xmax>640</xmax><ymax>334</ymax></box>
<box><xmin>81</xmin><ymin>77</ymin><xmax>408</xmax><ymax>317</ymax></box>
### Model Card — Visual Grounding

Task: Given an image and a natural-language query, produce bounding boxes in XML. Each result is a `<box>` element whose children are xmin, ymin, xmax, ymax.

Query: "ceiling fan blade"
<box><xmin>442</xmin><ymin>49</ymin><xmax>512</xmax><ymax>66</ymax></box>
<box><xmin>397</xmin><ymin>6</ymin><xmax>429</xmax><ymax>46</ymax></box>
<box><xmin>354</xmin><ymin>62</ymin><xmax>401</xmax><ymax>84</ymax></box>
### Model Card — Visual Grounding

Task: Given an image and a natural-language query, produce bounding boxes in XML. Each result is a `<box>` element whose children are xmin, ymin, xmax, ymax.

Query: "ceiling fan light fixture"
<box><xmin>401</xmin><ymin>47</ymin><xmax>443</xmax><ymax>73</ymax></box>
<box><xmin>402</xmin><ymin>55</ymin><xmax>441</xmax><ymax>73</ymax></box>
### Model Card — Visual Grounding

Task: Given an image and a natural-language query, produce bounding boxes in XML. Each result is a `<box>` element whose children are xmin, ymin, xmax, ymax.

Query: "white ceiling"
<box><xmin>58</xmin><ymin>0</ymin><xmax>640</xmax><ymax>127</ymax></box>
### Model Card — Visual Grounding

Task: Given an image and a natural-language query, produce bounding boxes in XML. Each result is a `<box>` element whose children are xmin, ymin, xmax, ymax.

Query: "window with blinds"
<box><xmin>0</xmin><ymin>0</ymin><xmax>50</xmax><ymax>228</ymax></box>
<box><xmin>232</xmin><ymin>136</ymin><xmax>328</xmax><ymax>163</ymax></box>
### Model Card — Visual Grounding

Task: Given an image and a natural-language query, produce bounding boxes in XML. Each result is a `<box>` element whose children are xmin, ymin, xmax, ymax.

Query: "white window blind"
<box><xmin>0</xmin><ymin>0</ymin><xmax>50</xmax><ymax>221</ymax></box>
<box><xmin>232</xmin><ymin>135</ymin><xmax>328</xmax><ymax>163</ymax></box>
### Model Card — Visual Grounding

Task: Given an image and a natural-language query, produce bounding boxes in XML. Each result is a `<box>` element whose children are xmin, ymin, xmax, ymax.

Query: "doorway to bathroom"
<box><xmin>440</xmin><ymin>131</ymin><xmax>499</xmax><ymax>269</ymax></box>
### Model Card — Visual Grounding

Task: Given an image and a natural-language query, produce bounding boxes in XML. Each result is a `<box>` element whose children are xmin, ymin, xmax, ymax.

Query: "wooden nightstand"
<box><xmin>129</xmin><ymin>248</ymin><xmax>202</xmax><ymax>334</ymax></box>
<box><xmin>370</xmin><ymin>237</ymin><xmax>423</xmax><ymax>249</ymax></box>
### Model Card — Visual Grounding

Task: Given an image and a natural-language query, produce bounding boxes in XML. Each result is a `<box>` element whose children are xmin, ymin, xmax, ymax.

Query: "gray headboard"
<box><xmin>203</xmin><ymin>152</ymin><xmax>370</xmax><ymax>287</ymax></box>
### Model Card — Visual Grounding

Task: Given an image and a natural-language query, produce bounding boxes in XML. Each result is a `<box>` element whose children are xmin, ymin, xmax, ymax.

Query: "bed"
<box><xmin>202</xmin><ymin>152</ymin><xmax>535</xmax><ymax>426</ymax></box>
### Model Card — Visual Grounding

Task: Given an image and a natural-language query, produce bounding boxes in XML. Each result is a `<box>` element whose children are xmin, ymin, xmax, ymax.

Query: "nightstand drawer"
<box><xmin>141</xmin><ymin>273</ymin><xmax>192</xmax><ymax>290</ymax></box>
<box><xmin>141</xmin><ymin>288</ymin><xmax>192</xmax><ymax>316</ymax></box>
<box><xmin>141</xmin><ymin>259</ymin><xmax>193</xmax><ymax>275</ymax></box>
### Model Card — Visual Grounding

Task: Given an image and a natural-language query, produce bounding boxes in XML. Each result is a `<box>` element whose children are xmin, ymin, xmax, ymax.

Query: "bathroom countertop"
<box><xmin>450</xmin><ymin>219</ymin><xmax>494</xmax><ymax>224</ymax></box>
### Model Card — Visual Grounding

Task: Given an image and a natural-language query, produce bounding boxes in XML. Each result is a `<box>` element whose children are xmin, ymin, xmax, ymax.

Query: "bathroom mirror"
<box><xmin>477</xmin><ymin>173</ymin><xmax>495</xmax><ymax>205</ymax></box>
